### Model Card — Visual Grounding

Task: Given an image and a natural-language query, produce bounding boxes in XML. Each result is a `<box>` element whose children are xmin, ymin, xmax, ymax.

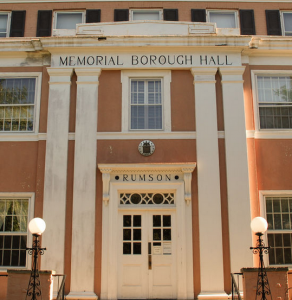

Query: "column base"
<box><xmin>197</xmin><ymin>292</ymin><xmax>229</xmax><ymax>300</ymax></box>
<box><xmin>66</xmin><ymin>291</ymin><xmax>98</xmax><ymax>300</ymax></box>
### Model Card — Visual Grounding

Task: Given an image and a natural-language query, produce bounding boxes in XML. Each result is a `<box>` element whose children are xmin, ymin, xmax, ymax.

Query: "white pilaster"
<box><xmin>42</xmin><ymin>68</ymin><xmax>73</xmax><ymax>273</ymax></box>
<box><xmin>191</xmin><ymin>67</ymin><xmax>225</xmax><ymax>295</ymax></box>
<box><xmin>67</xmin><ymin>68</ymin><xmax>101</xmax><ymax>299</ymax></box>
<box><xmin>219</xmin><ymin>67</ymin><xmax>252</xmax><ymax>273</ymax></box>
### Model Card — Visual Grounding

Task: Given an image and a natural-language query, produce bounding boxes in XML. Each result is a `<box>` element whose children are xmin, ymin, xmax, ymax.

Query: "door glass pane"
<box><xmin>123</xmin><ymin>215</ymin><xmax>131</xmax><ymax>227</ymax></box>
<box><xmin>163</xmin><ymin>229</ymin><xmax>171</xmax><ymax>241</ymax></box>
<box><xmin>133</xmin><ymin>215</ymin><xmax>141</xmax><ymax>227</ymax></box>
<box><xmin>133</xmin><ymin>243</ymin><xmax>141</xmax><ymax>254</ymax></box>
<box><xmin>123</xmin><ymin>243</ymin><xmax>131</xmax><ymax>255</ymax></box>
<box><xmin>163</xmin><ymin>215</ymin><xmax>171</xmax><ymax>226</ymax></box>
<box><xmin>153</xmin><ymin>215</ymin><xmax>161</xmax><ymax>227</ymax></box>
<box><xmin>133</xmin><ymin>229</ymin><xmax>141</xmax><ymax>241</ymax></box>
<box><xmin>153</xmin><ymin>229</ymin><xmax>161</xmax><ymax>240</ymax></box>
<box><xmin>123</xmin><ymin>229</ymin><xmax>131</xmax><ymax>241</ymax></box>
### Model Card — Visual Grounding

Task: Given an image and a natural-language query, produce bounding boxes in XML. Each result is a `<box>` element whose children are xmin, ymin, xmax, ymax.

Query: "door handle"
<box><xmin>148</xmin><ymin>242</ymin><xmax>152</xmax><ymax>270</ymax></box>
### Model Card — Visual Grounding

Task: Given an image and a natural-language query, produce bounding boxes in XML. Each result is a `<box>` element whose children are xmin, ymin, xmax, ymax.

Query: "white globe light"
<box><xmin>250</xmin><ymin>217</ymin><xmax>268</xmax><ymax>233</ymax></box>
<box><xmin>28</xmin><ymin>218</ymin><xmax>46</xmax><ymax>235</ymax></box>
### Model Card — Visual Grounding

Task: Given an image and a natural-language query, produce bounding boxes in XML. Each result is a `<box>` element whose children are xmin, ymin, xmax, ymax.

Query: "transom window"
<box><xmin>256</xmin><ymin>75</ymin><xmax>292</xmax><ymax>129</ymax></box>
<box><xmin>0</xmin><ymin>12</ymin><xmax>10</xmax><ymax>37</ymax></box>
<box><xmin>0</xmin><ymin>78</ymin><xmax>36</xmax><ymax>132</ymax></box>
<box><xmin>54</xmin><ymin>11</ymin><xmax>84</xmax><ymax>30</ymax></box>
<box><xmin>130</xmin><ymin>79</ymin><xmax>162</xmax><ymax>130</ymax></box>
<box><xmin>282</xmin><ymin>12</ymin><xmax>292</xmax><ymax>36</ymax></box>
<box><xmin>208</xmin><ymin>10</ymin><xmax>238</xmax><ymax>28</ymax></box>
<box><xmin>131</xmin><ymin>10</ymin><xmax>162</xmax><ymax>21</ymax></box>
<box><xmin>120</xmin><ymin>193</ymin><xmax>174</xmax><ymax>205</ymax></box>
<box><xmin>266</xmin><ymin>196</ymin><xmax>292</xmax><ymax>265</ymax></box>
<box><xmin>0</xmin><ymin>199</ymin><xmax>29</xmax><ymax>267</ymax></box>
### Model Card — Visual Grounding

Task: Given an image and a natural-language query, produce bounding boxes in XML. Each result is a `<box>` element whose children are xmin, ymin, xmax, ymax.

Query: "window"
<box><xmin>0</xmin><ymin>198</ymin><xmax>29</xmax><ymax>267</ymax></box>
<box><xmin>121</xmin><ymin>70</ymin><xmax>171</xmax><ymax>132</ymax></box>
<box><xmin>282</xmin><ymin>12</ymin><xmax>292</xmax><ymax>36</ymax></box>
<box><xmin>0</xmin><ymin>12</ymin><xmax>10</xmax><ymax>37</ymax></box>
<box><xmin>266</xmin><ymin>196</ymin><xmax>292</xmax><ymax>265</ymax></box>
<box><xmin>0</xmin><ymin>77</ymin><xmax>37</xmax><ymax>132</ymax></box>
<box><xmin>130</xmin><ymin>10</ymin><xmax>162</xmax><ymax>21</ymax></box>
<box><xmin>54</xmin><ymin>11</ymin><xmax>85</xmax><ymax>30</ymax></box>
<box><xmin>208</xmin><ymin>10</ymin><xmax>238</xmax><ymax>28</ymax></box>
<box><xmin>256</xmin><ymin>75</ymin><xmax>292</xmax><ymax>129</ymax></box>
<box><xmin>131</xmin><ymin>79</ymin><xmax>162</xmax><ymax>130</ymax></box>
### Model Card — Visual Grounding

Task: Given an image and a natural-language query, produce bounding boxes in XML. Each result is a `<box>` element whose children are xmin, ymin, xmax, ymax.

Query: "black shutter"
<box><xmin>240</xmin><ymin>10</ymin><xmax>256</xmax><ymax>35</ymax></box>
<box><xmin>164</xmin><ymin>9</ymin><xmax>178</xmax><ymax>21</ymax></box>
<box><xmin>114</xmin><ymin>9</ymin><xmax>129</xmax><ymax>22</ymax></box>
<box><xmin>191</xmin><ymin>9</ymin><xmax>206</xmax><ymax>22</ymax></box>
<box><xmin>266</xmin><ymin>10</ymin><xmax>282</xmax><ymax>35</ymax></box>
<box><xmin>86</xmin><ymin>9</ymin><xmax>101</xmax><ymax>23</ymax></box>
<box><xmin>36</xmin><ymin>10</ymin><xmax>52</xmax><ymax>37</ymax></box>
<box><xmin>10</xmin><ymin>11</ymin><xmax>26</xmax><ymax>37</ymax></box>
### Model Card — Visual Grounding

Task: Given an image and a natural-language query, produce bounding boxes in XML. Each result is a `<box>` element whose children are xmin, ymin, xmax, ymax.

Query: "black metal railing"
<box><xmin>53</xmin><ymin>274</ymin><xmax>66</xmax><ymax>300</ymax></box>
<box><xmin>231</xmin><ymin>272</ymin><xmax>243</xmax><ymax>300</ymax></box>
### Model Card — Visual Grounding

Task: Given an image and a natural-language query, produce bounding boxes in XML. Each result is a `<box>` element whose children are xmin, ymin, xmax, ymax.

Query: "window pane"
<box><xmin>283</xmin><ymin>13</ymin><xmax>292</xmax><ymax>33</ymax></box>
<box><xmin>56</xmin><ymin>13</ymin><xmax>83</xmax><ymax>30</ymax></box>
<box><xmin>133</xmin><ymin>11</ymin><xmax>160</xmax><ymax>21</ymax></box>
<box><xmin>209</xmin><ymin>12</ymin><xmax>236</xmax><ymax>28</ymax></box>
<box><xmin>0</xmin><ymin>14</ymin><xmax>8</xmax><ymax>37</ymax></box>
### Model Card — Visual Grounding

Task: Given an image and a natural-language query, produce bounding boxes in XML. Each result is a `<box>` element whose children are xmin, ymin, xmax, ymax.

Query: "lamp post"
<box><xmin>26</xmin><ymin>218</ymin><xmax>46</xmax><ymax>300</ymax></box>
<box><xmin>250</xmin><ymin>217</ymin><xmax>272</xmax><ymax>300</ymax></box>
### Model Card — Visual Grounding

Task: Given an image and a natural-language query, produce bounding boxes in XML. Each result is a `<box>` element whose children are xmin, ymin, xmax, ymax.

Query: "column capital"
<box><xmin>75</xmin><ymin>68</ymin><xmax>102</xmax><ymax>84</ymax></box>
<box><xmin>219</xmin><ymin>66</ymin><xmax>246</xmax><ymax>83</ymax></box>
<box><xmin>191</xmin><ymin>67</ymin><xmax>217</xmax><ymax>83</ymax></box>
<box><xmin>47</xmin><ymin>67</ymin><xmax>73</xmax><ymax>84</ymax></box>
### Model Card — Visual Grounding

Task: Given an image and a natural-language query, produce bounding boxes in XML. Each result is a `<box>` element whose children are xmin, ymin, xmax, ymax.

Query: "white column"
<box><xmin>191</xmin><ymin>68</ymin><xmax>225</xmax><ymax>296</ymax></box>
<box><xmin>67</xmin><ymin>68</ymin><xmax>101</xmax><ymax>299</ymax></box>
<box><xmin>42</xmin><ymin>68</ymin><xmax>73</xmax><ymax>273</ymax></box>
<box><xmin>219</xmin><ymin>67</ymin><xmax>252</xmax><ymax>273</ymax></box>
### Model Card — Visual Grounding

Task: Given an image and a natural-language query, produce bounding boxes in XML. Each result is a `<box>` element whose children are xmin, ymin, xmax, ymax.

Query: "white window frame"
<box><xmin>121</xmin><ymin>70</ymin><xmax>171</xmax><ymax>133</ymax></box>
<box><xmin>53</xmin><ymin>10</ymin><xmax>85</xmax><ymax>31</ymax></box>
<box><xmin>260</xmin><ymin>190</ymin><xmax>292</xmax><ymax>267</ymax></box>
<box><xmin>0</xmin><ymin>72</ymin><xmax>42</xmax><ymax>135</ymax></box>
<box><xmin>281</xmin><ymin>11</ymin><xmax>292</xmax><ymax>36</ymax></box>
<box><xmin>0</xmin><ymin>12</ymin><xmax>11</xmax><ymax>38</ymax></box>
<box><xmin>207</xmin><ymin>10</ymin><xmax>239</xmax><ymax>28</ymax></box>
<box><xmin>251</xmin><ymin>70</ymin><xmax>292</xmax><ymax>132</ymax></box>
<box><xmin>130</xmin><ymin>9</ymin><xmax>163</xmax><ymax>21</ymax></box>
<box><xmin>0</xmin><ymin>192</ymin><xmax>34</xmax><ymax>271</ymax></box>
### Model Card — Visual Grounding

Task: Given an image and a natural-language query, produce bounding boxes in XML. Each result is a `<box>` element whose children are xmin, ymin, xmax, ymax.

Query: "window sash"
<box><xmin>0</xmin><ymin>78</ymin><xmax>36</xmax><ymax>132</ymax></box>
<box><xmin>131</xmin><ymin>10</ymin><xmax>162</xmax><ymax>21</ymax></box>
<box><xmin>0</xmin><ymin>199</ymin><xmax>29</xmax><ymax>268</ymax></box>
<box><xmin>257</xmin><ymin>75</ymin><xmax>292</xmax><ymax>129</ymax></box>
<box><xmin>0</xmin><ymin>13</ymin><xmax>9</xmax><ymax>37</ymax></box>
<box><xmin>55</xmin><ymin>11</ymin><xmax>84</xmax><ymax>30</ymax></box>
<box><xmin>208</xmin><ymin>11</ymin><xmax>238</xmax><ymax>28</ymax></box>
<box><xmin>130</xmin><ymin>79</ymin><xmax>163</xmax><ymax>130</ymax></box>
<box><xmin>282</xmin><ymin>12</ymin><xmax>292</xmax><ymax>36</ymax></box>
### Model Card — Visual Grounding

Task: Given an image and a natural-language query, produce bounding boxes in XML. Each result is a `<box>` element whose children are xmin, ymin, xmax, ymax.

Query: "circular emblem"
<box><xmin>138</xmin><ymin>140</ymin><xmax>155</xmax><ymax>156</ymax></box>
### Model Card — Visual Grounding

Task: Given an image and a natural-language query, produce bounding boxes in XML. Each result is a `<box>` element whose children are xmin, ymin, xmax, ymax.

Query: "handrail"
<box><xmin>231</xmin><ymin>273</ymin><xmax>243</xmax><ymax>300</ymax></box>
<box><xmin>52</xmin><ymin>274</ymin><xmax>66</xmax><ymax>300</ymax></box>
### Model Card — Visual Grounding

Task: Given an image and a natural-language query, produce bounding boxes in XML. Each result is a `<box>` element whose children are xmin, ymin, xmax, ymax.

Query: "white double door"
<box><xmin>118</xmin><ymin>210</ymin><xmax>177</xmax><ymax>299</ymax></box>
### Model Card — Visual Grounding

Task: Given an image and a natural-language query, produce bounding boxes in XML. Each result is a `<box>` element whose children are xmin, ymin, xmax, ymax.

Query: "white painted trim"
<box><xmin>121</xmin><ymin>70</ymin><xmax>171</xmax><ymax>132</ymax></box>
<box><xmin>100</xmin><ymin>178</ymin><xmax>194</xmax><ymax>299</ymax></box>
<box><xmin>0</xmin><ymin>192</ymin><xmax>35</xmax><ymax>271</ymax></box>
<box><xmin>246</xmin><ymin>130</ymin><xmax>292</xmax><ymax>139</ymax></box>
<box><xmin>0</xmin><ymin>72</ymin><xmax>42</xmax><ymax>134</ymax></box>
